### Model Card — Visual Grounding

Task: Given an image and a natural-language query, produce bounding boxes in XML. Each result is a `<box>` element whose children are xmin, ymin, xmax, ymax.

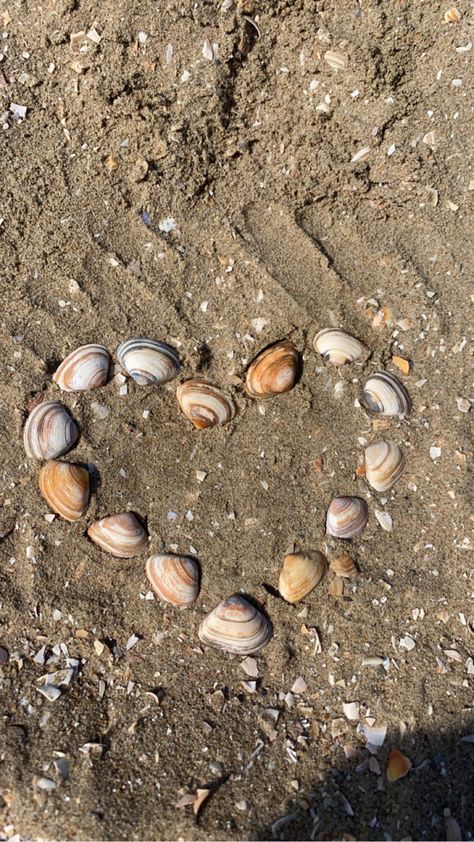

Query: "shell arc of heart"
<box><xmin>361</xmin><ymin>371</ymin><xmax>411</xmax><ymax>417</ymax></box>
<box><xmin>245</xmin><ymin>340</ymin><xmax>300</xmax><ymax>399</ymax></box>
<box><xmin>176</xmin><ymin>380</ymin><xmax>235</xmax><ymax>429</ymax></box>
<box><xmin>313</xmin><ymin>328</ymin><xmax>365</xmax><ymax>366</ymax></box>
<box><xmin>87</xmin><ymin>512</ymin><xmax>148</xmax><ymax>558</ymax></box>
<box><xmin>38</xmin><ymin>460</ymin><xmax>90</xmax><ymax>521</ymax></box>
<box><xmin>326</xmin><ymin>496</ymin><xmax>369</xmax><ymax>539</ymax></box>
<box><xmin>279</xmin><ymin>551</ymin><xmax>327</xmax><ymax>603</ymax></box>
<box><xmin>198</xmin><ymin>594</ymin><xmax>272</xmax><ymax>655</ymax></box>
<box><xmin>364</xmin><ymin>439</ymin><xmax>405</xmax><ymax>492</ymax></box>
<box><xmin>146</xmin><ymin>554</ymin><xmax>200</xmax><ymax>606</ymax></box>
<box><xmin>53</xmin><ymin>344</ymin><xmax>110</xmax><ymax>392</ymax></box>
<box><xmin>23</xmin><ymin>400</ymin><xmax>79</xmax><ymax>461</ymax></box>
<box><xmin>117</xmin><ymin>338</ymin><xmax>180</xmax><ymax>386</ymax></box>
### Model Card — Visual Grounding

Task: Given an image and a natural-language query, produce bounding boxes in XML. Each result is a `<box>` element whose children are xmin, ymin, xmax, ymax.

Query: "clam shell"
<box><xmin>117</xmin><ymin>338</ymin><xmax>180</xmax><ymax>386</ymax></box>
<box><xmin>313</xmin><ymin>328</ymin><xmax>365</xmax><ymax>366</ymax></box>
<box><xmin>38</xmin><ymin>461</ymin><xmax>90</xmax><ymax>521</ymax></box>
<box><xmin>53</xmin><ymin>344</ymin><xmax>110</xmax><ymax>392</ymax></box>
<box><xmin>326</xmin><ymin>496</ymin><xmax>368</xmax><ymax>539</ymax></box>
<box><xmin>279</xmin><ymin>551</ymin><xmax>327</xmax><ymax>603</ymax></box>
<box><xmin>365</xmin><ymin>439</ymin><xmax>405</xmax><ymax>492</ymax></box>
<box><xmin>361</xmin><ymin>372</ymin><xmax>411</xmax><ymax>416</ymax></box>
<box><xmin>176</xmin><ymin>380</ymin><xmax>235</xmax><ymax>429</ymax></box>
<box><xmin>330</xmin><ymin>554</ymin><xmax>358</xmax><ymax>578</ymax></box>
<box><xmin>245</xmin><ymin>340</ymin><xmax>300</xmax><ymax>398</ymax></box>
<box><xmin>198</xmin><ymin>594</ymin><xmax>272</xmax><ymax>655</ymax></box>
<box><xmin>88</xmin><ymin>513</ymin><xmax>148</xmax><ymax>558</ymax></box>
<box><xmin>146</xmin><ymin>554</ymin><xmax>200</xmax><ymax>606</ymax></box>
<box><xmin>23</xmin><ymin>400</ymin><xmax>79</xmax><ymax>461</ymax></box>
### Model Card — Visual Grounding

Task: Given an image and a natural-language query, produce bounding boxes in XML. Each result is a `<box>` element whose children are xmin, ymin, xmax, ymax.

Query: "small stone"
<box><xmin>91</xmin><ymin>402</ymin><xmax>110</xmax><ymax>420</ymax></box>
<box><xmin>0</xmin><ymin>646</ymin><xmax>9</xmax><ymax>665</ymax></box>
<box><xmin>430</xmin><ymin>446</ymin><xmax>441</xmax><ymax>460</ymax></box>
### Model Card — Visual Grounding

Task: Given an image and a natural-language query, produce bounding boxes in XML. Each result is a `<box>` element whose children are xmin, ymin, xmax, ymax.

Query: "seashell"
<box><xmin>53</xmin><ymin>344</ymin><xmax>110</xmax><ymax>392</ymax></box>
<box><xmin>117</xmin><ymin>338</ymin><xmax>180</xmax><ymax>386</ymax></box>
<box><xmin>245</xmin><ymin>340</ymin><xmax>300</xmax><ymax>399</ymax></box>
<box><xmin>146</xmin><ymin>554</ymin><xmax>200</xmax><ymax>607</ymax></box>
<box><xmin>326</xmin><ymin>496</ymin><xmax>368</xmax><ymax>539</ymax></box>
<box><xmin>87</xmin><ymin>512</ymin><xmax>148</xmax><ymax>558</ymax></box>
<box><xmin>198</xmin><ymin>594</ymin><xmax>272</xmax><ymax>655</ymax></box>
<box><xmin>279</xmin><ymin>551</ymin><xmax>327</xmax><ymax>603</ymax></box>
<box><xmin>313</xmin><ymin>328</ymin><xmax>365</xmax><ymax>367</ymax></box>
<box><xmin>386</xmin><ymin>749</ymin><xmax>412</xmax><ymax>782</ymax></box>
<box><xmin>361</xmin><ymin>372</ymin><xmax>411</xmax><ymax>417</ymax></box>
<box><xmin>330</xmin><ymin>553</ymin><xmax>358</xmax><ymax>578</ymax></box>
<box><xmin>24</xmin><ymin>400</ymin><xmax>79</xmax><ymax>461</ymax></box>
<box><xmin>38</xmin><ymin>461</ymin><xmax>90</xmax><ymax>522</ymax></box>
<box><xmin>176</xmin><ymin>380</ymin><xmax>235</xmax><ymax>429</ymax></box>
<box><xmin>364</xmin><ymin>439</ymin><xmax>405</xmax><ymax>492</ymax></box>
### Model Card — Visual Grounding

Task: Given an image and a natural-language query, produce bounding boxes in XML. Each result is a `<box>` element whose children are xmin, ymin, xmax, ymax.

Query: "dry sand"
<box><xmin>0</xmin><ymin>1</ymin><xmax>473</xmax><ymax>839</ymax></box>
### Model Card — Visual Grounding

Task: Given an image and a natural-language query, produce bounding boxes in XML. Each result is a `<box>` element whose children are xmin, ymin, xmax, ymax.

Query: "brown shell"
<box><xmin>38</xmin><ymin>461</ymin><xmax>90</xmax><ymax>521</ymax></box>
<box><xmin>245</xmin><ymin>341</ymin><xmax>300</xmax><ymax>399</ymax></box>
<box><xmin>146</xmin><ymin>554</ymin><xmax>200</xmax><ymax>606</ymax></box>
<box><xmin>330</xmin><ymin>554</ymin><xmax>358</xmax><ymax>578</ymax></box>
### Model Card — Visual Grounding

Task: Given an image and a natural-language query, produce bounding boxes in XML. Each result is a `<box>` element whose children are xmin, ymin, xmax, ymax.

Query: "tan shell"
<box><xmin>198</xmin><ymin>594</ymin><xmax>272</xmax><ymax>655</ymax></box>
<box><xmin>330</xmin><ymin>554</ymin><xmax>358</xmax><ymax>578</ymax></box>
<box><xmin>23</xmin><ymin>400</ymin><xmax>79</xmax><ymax>461</ymax></box>
<box><xmin>176</xmin><ymin>380</ymin><xmax>235</xmax><ymax>429</ymax></box>
<box><xmin>88</xmin><ymin>513</ymin><xmax>148</xmax><ymax>558</ymax></box>
<box><xmin>361</xmin><ymin>372</ymin><xmax>411</xmax><ymax>417</ymax></box>
<box><xmin>313</xmin><ymin>328</ymin><xmax>365</xmax><ymax>366</ymax></box>
<box><xmin>146</xmin><ymin>554</ymin><xmax>200</xmax><ymax>606</ymax></box>
<box><xmin>245</xmin><ymin>340</ymin><xmax>300</xmax><ymax>398</ymax></box>
<box><xmin>38</xmin><ymin>461</ymin><xmax>90</xmax><ymax>522</ymax></box>
<box><xmin>53</xmin><ymin>344</ymin><xmax>110</xmax><ymax>392</ymax></box>
<box><xmin>326</xmin><ymin>496</ymin><xmax>368</xmax><ymax>539</ymax></box>
<box><xmin>364</xmin><ymin>439</ymin><xmax>405</xmax><ymax>492</ymax></box>
<box><xmin>279</xmin><ymin>551</ymin><xmax>327</xmax><ymax>603</ymax></box>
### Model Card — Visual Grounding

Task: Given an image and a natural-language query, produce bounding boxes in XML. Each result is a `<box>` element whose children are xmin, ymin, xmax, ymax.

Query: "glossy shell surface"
<box><xmin>361</xmin><ymin>372</ymin><xmax>411</xmax><ymax>416</ymax></box>
<box><xmin>279</xmin><ymin>551</ymin><xmax>327</xmax><ymax>603</ymax></box>
<box><xmin>245</xmin><ymin>340</ymin><xmax>300</xmax><ymax>398</ymax></box>
<box><xmin>313</xmin><ymin>328</ymin><xmax>365</xmax><ymax>366</ymax></box>
<box><xmin>88</xmin><ymin>512</ymin><xmax>148</xmax><ymax>558</ymax></box>
<box><xmin>326</xmin><ymin>496</ymin><xmax>369</xmax><ymax>539</ymax></box>
<box><xmin>365</xmin><ymin>439</ymin><xmax>405</xmax><ymax>492</ymax></box>
<box><xmin>39</xmin><ymin>461</ymin><xmax>90</xmax><ymax>521</ymax></box>
<box><xmin>146</xmin><ymin>554</ymin><xmax>200</xmax><ymax>606</ymax></box>
<box><xmin>198</xmin><ymin>594</ymin><xmax>272</xmax><ymax>655</ymax></box>
<box><xmin>176</xmin><ymin>381</ymin><xmax>235</xmax><ymax>429</ymax></box>
<box><xmin>53</xmin><ymin>344</ymin><xmax>110</xmax><ymax>392</ymax></box>
<box><xmin>23</xmin><ymin>400</ymin><xmax>79</xmax><ymax>461</ymax></box>
<box><xmin>117</xmin><ymin>338</ymin><xmax>180</xmax><ymax>386</ymax></box>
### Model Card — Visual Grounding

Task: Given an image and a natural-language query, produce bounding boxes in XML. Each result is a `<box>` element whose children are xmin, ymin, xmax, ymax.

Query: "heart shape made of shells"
<box><xmin>23</xmin><ymin>330</ymin><xmax>411</xmax><ymax>656</ymax></box>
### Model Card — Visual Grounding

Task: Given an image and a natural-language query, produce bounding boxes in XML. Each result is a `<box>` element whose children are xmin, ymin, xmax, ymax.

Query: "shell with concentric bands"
<box><xmin>279</xmin><ymin>551</ymin><xmax>327</xmax><ymax>603</ymax></box>
<box><xmin>23</xmin><ymin>400</ymin><xmax>79</xmax><ymax>461</ymax></box>
<box><xmin>117</xmin><ymin>338</ymin><xmax>180</xmax><ymax>386</ymax></box>
<box><xmin>88</xmin><ymin>512</ymin><xmax>148</xmax><ymax>558</ymax></box>
<box><xmin>326</xmin><ymin>496</ymin><xmax>369</xmax><ymax>539</ymax></box>
<box><xmin>361</xmin><ymin>372</ymin><xmax>411</xmax><ymax>417</ymax></box>
<box><xmin>313</xmin><ymin>328</ymin><xmax>365</xmax><ymax>367</ymax></box>
<box><xmin>53</xmin><ymin>344</ymin><xmax>110</xmax><ymax>392</ymax></box>
<box><xmin>146</xmin><ymin>554</ymin><xmax>200</xmax><ymax>606</ymax></box>
<box><xmin>176</xmin><ymin>380</ymin><xmax>235</xmax><ymax>429</ymax></box>
<box><xmin>365</xmin><ymin>439</ymin><xmax>405</xmax><ymax>492</ymax></box>
<box><xmin>198</xmin><ymin>594</ymin><xmax>272</xmax><ymax>655</ymax></box>
<box><xmin>39</xmin><ymin>461</ymin><xmax>90</xmax><ymax>521</ymax></box>
<box><xmin>245</xmin><ymin>340</ymin><xmax>300</xmax><ymax>398</ymax></box>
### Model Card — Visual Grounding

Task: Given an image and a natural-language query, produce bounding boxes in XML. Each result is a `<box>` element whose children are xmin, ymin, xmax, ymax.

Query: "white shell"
<box><xmin>313</xmin><ymin>328</ymin><xmax>365</xmax><ymax>366</ymax></box>
<box><xmin>365</xmin><ymin>440</ymin><xmax>405</xmax><ymax>492</ymax></box>
<box><xmin>23</xmin><ymin>400</ymin><xmax>79</xmax><ymax>461</ymax></box>
<box><xmin>326</xmin><ymin>496</ymin><xmax>368</xmax><ymax>539</ymax></box>
<box><xmin>117</xmin><ymin>338</ymin><xmax>180</xmax><ymax>385</ymax></box>
<box><xmin>361</xmin><ymin>372</ymin><xmax>411</xmax><ymax>416</ymax></box>
<box><xmin>176</xmin><ymin>380</ymin><xmax>235</xmax><ymax>429</ymax></box>
<box><xmin>88</xmin><ymin>513</ymin><xmax>148</xmax><ymax>558</ymax></box>
<box><xmin>146</xmin><ymin>554</ymin><xmax>200</xmax><ymax>606</ymax></box>
<box><xmin>198</xmin><ymin>594</ymin><xmax>272</xmax><ymax>655</ymax></box>
<box><xmin>53</xmin><ymin>344</ymin><xmax>110</xmax><ymax>391</ymax></box>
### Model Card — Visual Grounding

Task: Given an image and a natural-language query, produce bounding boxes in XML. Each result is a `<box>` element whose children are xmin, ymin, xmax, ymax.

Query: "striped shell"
<box><xmin>330</xmin><ymin>554</ymin><xmax>358</xmax><ymax>578</ymax></box>
<box><xmin>87</xmin><ymin>512</ymin><xmax>148</xmax><ymax>558</ymax></box>
<box><xmin>53</xmin><ymin>344</ymin><xmax>110</xmax><ymax>392</ymax></box>
<box><xmin>279</xmin><ymin>551</ymin><xmax>327</xmax><ymax>603</ymax></box>
<box><xmin>361</xmin><ymin>372</ymin><xmax>411</xmax><ymax>417</ymax></box>
<box><xmin>176</xmin><ymin>381</ymin><xmax>235</xmax><ymax>430</ymax></box>
<box><xmin>326</xmin><ymin>496</ymin><xmax>369</xmax><ymax>539</ymax></box>
<box><xmin>365</xmin><ymin>439</ymin><xmax>405</xmax><ymax>492</ymax></box>
<box><xmin>23</xmin><ymin>400</ymin><xmax>79</xmax><ymax>461</ymax></box>
<box><xmin>313</xmin><ymin>328</ymin><xmax>365</xmax><ymax>366</ymax></box>
<box><xmin>146</xmin><ymin>554</ymin><xmax>200</xmax><ymax>607</ymax></box>
<box><xmin>117</xmin><ymin>338</ymin><xmax>180</xmax><ymax>385</ymax></box>
<box><xmin>245</xmin><ymin>340</ymin><xmax>300</xmax><ymax>398</ymax></box>
<box><xmin>198</xmin><ymin>594</ymin><xmax>272</xmax><ymax>655</ymax></box>
<box><xmin>39</xmin><ymin>461</ymin><xmax>90</xmax><ymax>522</ymax></box>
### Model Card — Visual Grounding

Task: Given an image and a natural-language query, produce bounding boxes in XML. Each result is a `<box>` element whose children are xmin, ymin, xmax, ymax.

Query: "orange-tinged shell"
<box><xmin>176</xmin><ymin>381</ymin><xmax>235</xmax><ymax>430</ymax></box>
<box><xmin>53</xmin><ymin>344</ymin><xmax>110</xmax><ymax>392</ymax></box>
<box><xmin>146</xmin><ymin>554</ymin><xmax>200</xmax><ymax>606</ymax></box>
<box><xmin>245</xmin><ymin>340</ymin><xmax>300</xmax><ymax>398</ymax></box>
<box><xmin>330</xmin><ymin>554</ymin><xmax>357</xmax><ymax>578</ymax></box>
<box><xmin>386</xmin><ymin>749</ymin><xmax>412</xmax><ymax>781</ymax></box>
<box><xmin>88</xmin><ymin>513</ymin><xmax>148</xmax><ymax>558</ymax></box>
<box><xmin>279</xmin><ymin>551</ymin><xmax>327</xmax><ymax>603</ymax></box>
<box><xmin>198</xmin><ymin>594</ymin><xmax>272</xmax><ymax>655</ymax></box>
<box><xmin>38</xmin><ymin>461</ymin><xmax>90</xmax><ymax>521</ymax></box>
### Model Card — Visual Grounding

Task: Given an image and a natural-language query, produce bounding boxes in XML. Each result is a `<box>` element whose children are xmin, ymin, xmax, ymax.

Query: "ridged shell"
<box><xmin>365</xmin><ymin>439</ymin><xmax>405</xmax><ymax>492</ymax></box>
<box><xmin>88</xmin><ymin>513</ymin><xmax>148</xmax><ymax>558</ymax></box>
<box><xmin>176</xmin><ymin>381</ymin><xmax>235</xmax><ymax>429</ymax></box>
<box><xmin>326</xmin><ymin>496</ymin><xmax>369</xmax><ymax>539</ymax></box>
<box><xmin>245</xmin><ymin>340</ymin><xmax>300</xmax><ymax>398</ymax></box>
<box><xmin>23</xmin><ymin>400</ymin><xmax>79</xmax><ymax>461</ymax></box>
<box><xmin>279</xmin><ymin>551</ymin><xmax>327</xmax><ymax>603</ymax></box>
<box><xmin>117</xmin><ymin>338</ymin><xmax>180</xmax><ymax>385</ymax></box>
<box><xmin>361</xmin><ymin>372</ymin><xmax>411</xmax><ymax>416</ymax></box>
<box><xmin>198</xmin><ymin>594</ymin><xmax>272</xmax><ymax>655</ymax></box>
<box><xmin>53</xmin><ymin>344</ymin><xmax>110</xmax><ymax>392</ymax></box>
<box><xmin>38</xmin><ymin>461</ymin><xmax>90</xmax><ymax>522</ymax></box>
<box><xmin>330</xmin><ymin>554</ymin><xmax>358</xmax><ymax>578</ymax></box>
<box><xmin>146</xmin><ymin>554</ymin><xmax>200</xmax><ymax>606</ymax></box>
<box><xmin>313</xmin><ymin>328</ymin><xmax>365</xmax><ymax>366</ymax></box>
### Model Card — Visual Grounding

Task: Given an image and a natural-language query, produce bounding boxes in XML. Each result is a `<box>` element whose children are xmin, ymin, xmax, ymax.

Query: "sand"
<box><xmin>0</xmin><ymin>1</ymin><xmax>473</xmax><ymax>839</ymax></box>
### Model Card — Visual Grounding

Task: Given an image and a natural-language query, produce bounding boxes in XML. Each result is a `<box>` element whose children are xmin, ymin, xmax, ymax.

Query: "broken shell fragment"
<box><xmin>198</xmin><ymin>594</ymin><xmax>272</xmax><ymax>655</ymax></box>
<box><xmin>279</xmin><ymin>551</ymin><xmax>327</xmax><ymax>603</ymax></box>
<box><xmin>23</xmin><ymin>400</ymin><xmax>79</xmax><ymax>461</ymax></box>
<box><xmin>313</xmin><ymin>328</ymin><xmax>365</xmax><ymax>367</ymax></box>
<box><xmin>53</xmin><ymin>344</ymin><xmax>110</xmax><ymax>392</ymax></box>
<box><xmin>364</xmin><ymin>439</ymin><xmax>405</xmax><ymax>492</ymax></box>
<box><xmin>117</xmin><ymin>338</ymin><xmax>180</xmax><ymax>385</ymax></box>
<box><xmin>146</xmin><ymin>554</ymin><xmax>200</xmax><ymax>607</ymax></box>
<box><xmin>176</xmin><ymin>380</ymin><xmax>235</xmax><ymax>429</ymax></box>
<box><xmin>245</xmin><ymin>340</ymin><xmax>300</xmax><ymax>398</ymax></box>
<box><xmin>39</xmin><ymin>461</ymin><xmax>90</xmax><ymax>522</ymax></box>
<box><xmin>330</xmin><ymin>554</ymin><xmax>357</xmax><ymax>578</ymax></box>
<box><xmin>361</xmin><ymin>372</ymin><xmax>411</xmax><ymax>417</ymax></box>
<box><xmin>87</xmin><ymin>513</ymin><xmax>148</xmax><ymax>558</ymax></box>
<box><xmin>386</xmin><ymin>749</ymin><xmax>412</xmax><ymax>782</ymax></box>
<box><xmin>326</xmin><ymin>496</ymin><xmax>368</xmax><ymax>539</ymax></box>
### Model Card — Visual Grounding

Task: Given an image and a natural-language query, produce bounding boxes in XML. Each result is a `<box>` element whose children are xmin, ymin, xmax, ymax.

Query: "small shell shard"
<box><xmin>330</xmin><ymin>554</ymin><xmax>358</xmax><ymax>578</ymax></box>
<box><xmin>39</xmin><ymin>461</ymin><xmax>90</xmax><ymax>521</ymax></box>
<box><xmin>279</xmin><ymin>551</ymin><xmax>327</xmax><ymax>603</ymax></box>
<box><xmin>313</xmin><ymin>328</ymin><xmax>365</xmax><ymax>367</ymax></box>
<box><xmin>88</xmin><ymin>512</ymin><xmax>148</xmax><ymax>558</ymax></box>
<box><xmin>23</xmin><ymin>400</ymin><xmax>79</xmax><ymax>461</ymax></box>
<box><xmin>53</xmin><ymin>344</ymin><xmax>110</xmax><ymax>391</ymax></box>
<box><xmin>198</xmin><ymin>594</ymin><xmax>272</xmax><ymax>655</ymax></box>
<box><xmin>245</xmin><ymin>340</ymin><xmax>300</xmax><ymax>399</ymax></box>
<box><xmin>364</xmin><ymin>439</ymin><xmax>405</xmax><ymax>492</ymax></box>
<box><xmin>117</xmin><ymin>338</ymin><xmax>180</xmax><ymax>386</ymax></box>
<box><xmin>326</xmin><ymin>496</ymin><xmax>368</xmax><ymax>539</ymax></box>
<box><xmin>386</xmin><ymin>749</ymin><xmax>412</xmax><ymax>782</ymax></box>
<box><xmin>176</xmin><ymin>380</ymin><xmax>235</xmax><ymax>429</ymax></box>
<box><xmin>361</xmin><ymin>372</ymin><xmax>411</xmax><ymax>417</ymax></box>
<box><xmin>146</xmin><ymin>554</ymin><xmax>200</xmax><ymax>606</ymax></box>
